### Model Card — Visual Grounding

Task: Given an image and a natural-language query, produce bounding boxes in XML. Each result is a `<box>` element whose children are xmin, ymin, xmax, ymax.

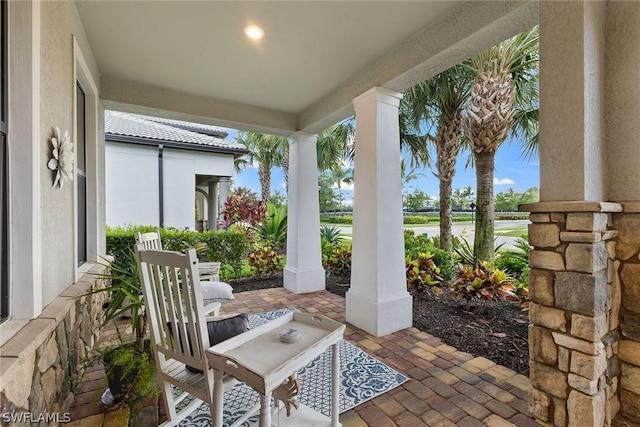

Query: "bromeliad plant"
<box><xmin>406</xmin><ymin>252</ymin><xmax>444</xmax><ymax>293</ymax></box>
<box><xmin>450</xmin><ymin>261</ymin><xmax>516</xmax><ymax>314</ymax></box>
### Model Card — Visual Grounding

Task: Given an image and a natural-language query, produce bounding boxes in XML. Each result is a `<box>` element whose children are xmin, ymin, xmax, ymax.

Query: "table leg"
<box><xmin>259</xmin><ymin>391</ymin><xmax>272</xmax><ymax>427</ymax></box>
<box><xmin>331</xmin><ymin>342</ymin><xmax>340</xmax><ymax>427</ymax></box>
<box><xmin>212</xmin><ymin>369</ymin><xmax>224</xmax><ymax>427</ymax></box>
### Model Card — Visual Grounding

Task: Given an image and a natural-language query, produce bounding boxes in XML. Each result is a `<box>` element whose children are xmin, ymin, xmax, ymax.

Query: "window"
<box><xmin>0</xmin><ymin>0</ymin><xmax>9</xmax><ymax>322</ymax></box>
<box><xmin>76</xmin><ymin>82</ymin><xmax>86</xmax><ymax>266</ymax></box>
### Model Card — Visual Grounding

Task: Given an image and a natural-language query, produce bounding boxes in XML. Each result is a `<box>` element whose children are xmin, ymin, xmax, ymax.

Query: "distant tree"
<box><xmin>318</xmin><ymin>172</ymin><xmax>339</xmax><ymax>212</ymax></box>
<box><xmin>404</xmin><ymin>189</ymin><xmax>431</xmax><ymax>212</ymax></box>
<box><xmin>270</xmin><ymin>190</ymin><xmax>287</xmax><ymax>208</ymax></box>
<box><xmin>329</xmin><ymin>166</ymin><xmax>353</xmax><ymax>211</ymax></box>
<box><xmin>494</xmin><ymin>187</ymin><xmax>539</xmax><ymax>212</ymax></box>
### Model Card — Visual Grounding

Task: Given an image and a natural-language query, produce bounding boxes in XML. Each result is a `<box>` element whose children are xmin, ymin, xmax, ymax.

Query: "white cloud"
<box><xmin>341</xmin><ymin>199</ymin><xmax>354</xmax><ymax>207</ymax></box>
<box><xmin>494</xmin><ymin>177</ymin><xmax>515</xmax><ymax>185</ymax></box>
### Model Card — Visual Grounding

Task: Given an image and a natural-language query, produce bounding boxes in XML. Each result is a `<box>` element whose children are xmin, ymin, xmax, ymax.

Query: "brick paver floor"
<box><xmin>68</xmin><ymin>288</ymin><xmax>539</xmax><ymax>426</ymax></box>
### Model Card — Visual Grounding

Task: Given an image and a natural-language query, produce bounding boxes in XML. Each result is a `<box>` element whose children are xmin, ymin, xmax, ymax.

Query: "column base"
<box><xmin>345</xmin><ymin>291</ymin><xmax>412</xmax><ymax>337</ymax></box>
<box><xmin>283</xmin><ymin>266</ymin><xmax>326</xmax><ymax>294</ymax></box>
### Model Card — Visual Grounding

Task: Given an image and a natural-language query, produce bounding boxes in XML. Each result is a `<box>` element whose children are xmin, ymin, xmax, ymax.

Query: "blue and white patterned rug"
<box><xmin>179</xmin><ymin>308</ymin><xmax>408</xmax><ymax>426</ymax></box>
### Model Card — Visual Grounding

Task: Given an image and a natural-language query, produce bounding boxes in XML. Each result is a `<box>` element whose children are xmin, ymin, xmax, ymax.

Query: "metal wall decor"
<box><xmin>47</xmin><ymin>127</ymin><xmax>74</xmax><ymax>188</ymax></box>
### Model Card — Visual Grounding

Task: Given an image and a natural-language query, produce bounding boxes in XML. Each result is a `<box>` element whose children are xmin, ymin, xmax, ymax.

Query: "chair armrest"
<box><xmin>203</xmin><ymin>301</ymin><xmax>221</xmax><ymax>317</ymax></box>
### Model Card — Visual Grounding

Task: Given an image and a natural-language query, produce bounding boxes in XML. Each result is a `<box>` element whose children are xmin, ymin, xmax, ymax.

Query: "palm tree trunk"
<box><xmin>258</xmin><ymin>164</ymin><xmax>271</xmax><ymax>205</ymax></box>
<box><xmin>280</xmin><ymin>149</ymin><xmax>289</xmax><ymax>193</ymax></box>
<box><xmin>439</xmin><ymin>178</ymin><xmax>453</xmax><ymax>253</ymax></box>
<box><xmin>474</xmin><ymin>151</ymin><xmax>495</xmax><ymax>262</ymax></box>
<box><xmin>435</xmin><ymin>111</ymin><xmax>462</xmax><ymax>254</ymax></box>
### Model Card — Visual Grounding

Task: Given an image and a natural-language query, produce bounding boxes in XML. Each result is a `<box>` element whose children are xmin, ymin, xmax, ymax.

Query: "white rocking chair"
<box><xmin>135</xmin><ymin>230</ymin><xmax>231</xmax><ymax>316</ymax></box>
<box><xmin>134</xmin><ymin>245</ymin><xmax>237</xmax><ymax>426</ymax></box>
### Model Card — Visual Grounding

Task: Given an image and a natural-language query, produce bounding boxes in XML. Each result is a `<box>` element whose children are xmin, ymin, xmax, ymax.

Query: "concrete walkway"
<box><xmin>68</xmin><ymin>288</ymin><xmax>539</xmax><ymax>426</ymax></box>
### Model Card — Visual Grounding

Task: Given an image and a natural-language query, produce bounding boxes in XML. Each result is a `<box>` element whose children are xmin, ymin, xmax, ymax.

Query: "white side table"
<box><xmin>206</xmin><ymin>311</ymin><xmax>345</xmax><ymax>427</ymax></box>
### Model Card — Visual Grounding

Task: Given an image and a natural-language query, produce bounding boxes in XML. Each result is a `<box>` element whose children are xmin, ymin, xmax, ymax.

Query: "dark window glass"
<box><xmin>76</xmin><ymin>83</ymin><xmax>86</xmax><ymax>266</ymax></box>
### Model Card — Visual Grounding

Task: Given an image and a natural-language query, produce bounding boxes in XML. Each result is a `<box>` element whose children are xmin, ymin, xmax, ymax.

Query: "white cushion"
<box><xmin>201</xmin><ymin>281</ymin><xmax>234</xmax><ymax>302</ymax></box>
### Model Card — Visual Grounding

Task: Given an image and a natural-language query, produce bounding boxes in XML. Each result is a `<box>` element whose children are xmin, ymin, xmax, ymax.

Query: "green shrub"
<box><xmin>323</xmin><ymin>245</ymin><xmax>352</xmax><ymax>277</ymax></box>
<box><xmin>404</xmin><ymin>230</ymin><xmax>454</xmax><ymax>281</ymax></box>
<box><xmin>403</xmin><ymin>216</ymin><xmax>429</xmax><ymax>225</ymax></box>
<box><xmin>106</xmin><ymin>226</ymin><xmax>250</xmax><ymax>278</ymax></box>
<box><xmin>248</xmin><ymin>244</ymin><xmax>284</xmax><ymax>278</ymax></box>
<box><xmin>495</xmin><ymin>214</ymin><xmax>529</xmax><ymax>220</ymax></box>
<box><xmin>320</xmin><ymin>215</ymin><xmax>353</xmax><ymax>225</ymax></box>
<box><xmin>406</xmin><ymin>252</ymin><xmax>443</xmax><ymax>292</ymax></box>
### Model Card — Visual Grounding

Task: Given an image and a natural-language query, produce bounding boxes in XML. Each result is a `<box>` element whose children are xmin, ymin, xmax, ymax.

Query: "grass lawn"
<box><xmin>494</xmin><ymin>225</ymin><xmax>528</xmax><ymax>237</ymax></box>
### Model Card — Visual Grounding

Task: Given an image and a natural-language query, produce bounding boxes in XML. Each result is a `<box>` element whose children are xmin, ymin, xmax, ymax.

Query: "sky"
<box><xmin>232</xmin><ymin>132</ymin><xmax>540</xmax><ymax>206</ymax></box>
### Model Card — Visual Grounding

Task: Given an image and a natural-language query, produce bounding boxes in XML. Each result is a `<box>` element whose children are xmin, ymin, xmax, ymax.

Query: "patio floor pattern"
<box><xmin>68</xmin><ymin>287</ymin><xmax>540</xmax><ymax>427</ymax></box>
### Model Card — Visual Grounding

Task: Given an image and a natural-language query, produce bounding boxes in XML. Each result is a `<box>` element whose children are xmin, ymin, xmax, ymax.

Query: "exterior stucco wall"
<box><xmin>39</xmin><ymin>1</ymin><xmax>101</xmax><ymax>306</ymax></box>
<box><xmin>105</xmin><ymin>142</ymin><xmax>235</xmax><ymax>230</ymax></box>
<box><xmin>605</xmin><ymin>3</ymin><xmax>640</xmax><ymax>201</ymax></box>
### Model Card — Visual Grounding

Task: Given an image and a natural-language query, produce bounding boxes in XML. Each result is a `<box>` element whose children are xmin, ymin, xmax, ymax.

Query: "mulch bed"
<box><xmin>228</xmin><ymin>273</ymin><xmax>529</xmax><ymax>377</ymax></box>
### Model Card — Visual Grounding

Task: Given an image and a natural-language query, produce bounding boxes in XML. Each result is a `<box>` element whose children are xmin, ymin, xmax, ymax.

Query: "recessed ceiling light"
<box><xmin>244</xmin><ymin>25</ymin><xmax>264</xmax><ymax>40</ymax></box>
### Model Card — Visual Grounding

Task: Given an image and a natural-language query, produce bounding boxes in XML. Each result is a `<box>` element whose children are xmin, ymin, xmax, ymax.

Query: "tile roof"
<box><xmin>105</xmin><ymin>110</ymin><xmax>247</xmax><ymax>153</ymax></box>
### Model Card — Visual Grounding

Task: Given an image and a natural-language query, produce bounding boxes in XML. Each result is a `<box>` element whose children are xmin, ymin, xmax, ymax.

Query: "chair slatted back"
<box><xmin>134</xmin><ymin>244</ymin><xmax>239</xmax><ymax>425</ymax></box>
<box><xmin>135</xmin><ymin>230</ymin><xmax>163</xmax><ymax>251</ymax></box>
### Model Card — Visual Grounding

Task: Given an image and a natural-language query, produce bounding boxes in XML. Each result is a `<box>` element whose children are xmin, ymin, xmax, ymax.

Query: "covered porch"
<box><xmin>68</xmin><ymin>287</ymin><xmax>536</xmax><ymax>427</ymax></box>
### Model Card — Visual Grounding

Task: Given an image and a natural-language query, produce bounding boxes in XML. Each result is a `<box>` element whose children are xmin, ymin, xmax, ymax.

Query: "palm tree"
<box><xmin>402</xmin><ymin>64</ymin><xmax>473</xmax><ymax>254</ymax></box>
<box><xmin>316</xmin><ymin>120</ymin><xmax>355</xmax><ymax>172</ymax></box>
<box><xmin>329</xmin><ymin>166</ymin><xmax>353</xmax><ymax>211</ymax></box>
<box><xmin>235</xmin><ymin>131</ymin><xmax>288</xmax><ymax>204</ymax></box>
<box><xmin>464</xmin><ymin>27</ymin><xmax>539</xmax><ymax>262</ymax></box>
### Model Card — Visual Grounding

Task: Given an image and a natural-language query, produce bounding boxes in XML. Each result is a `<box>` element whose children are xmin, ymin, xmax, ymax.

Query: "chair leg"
<box><xmin>160</xmin><ymin>380</ymin><xmax>177</xmax><ymax>424</ymax></box>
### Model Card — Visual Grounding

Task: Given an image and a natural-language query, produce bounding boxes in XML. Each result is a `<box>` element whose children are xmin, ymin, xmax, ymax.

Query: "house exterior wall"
<box><xmin>106</xmin><ymin>142</ymin><xmax>160</xmax><ymax>227</ymax></box>
<box><xmin>1</xmin><ymin>0</ymin><xmax>109</xmax><ymax>420</ymax></box>
<box><xmin>105</xmin><ymin>142</ymin><xmax>235</xmax><ymax>230</ymax></box>
<box><xmin>39</xmin><ymin>0</ymin><xmax>103</xmax><ymax>305</ymax></box>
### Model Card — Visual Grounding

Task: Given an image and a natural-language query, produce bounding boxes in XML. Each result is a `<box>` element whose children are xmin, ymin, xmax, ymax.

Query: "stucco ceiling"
<box><xmin>76</xmin><ymin>1</ymin><xmax>537</xmax><ymax>135</ymax></box>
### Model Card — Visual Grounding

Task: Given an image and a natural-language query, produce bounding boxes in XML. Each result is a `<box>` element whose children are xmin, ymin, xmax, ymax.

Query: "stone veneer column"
<box><xmin>522</xmin><ymin>202</ymin><xmax>622</xmax><ymax>427</ymax></box>
<box><xmin>611</xmin><ymin>203</ymin><xmax>640</xmax><ymax>424</ymax></box>
<box><xmin>346</xmin><ymin>87</ymin><xmax>412</xmax><ymax>337</ymax></box>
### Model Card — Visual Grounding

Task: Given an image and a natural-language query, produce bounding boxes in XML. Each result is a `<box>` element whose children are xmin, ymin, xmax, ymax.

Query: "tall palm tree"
<box><xmin>402</xmin><ymin>64</ymin><xmax>473</xmax><ymax>254</ymax></box>
<box><xmin>235</xmin><ymin>131</ymin><xmax>288</xmax><ymax>204</ymax></box>
<box><xmin>464</xmin><ymin>27</ymin><xmax>539</xmax><ymax>262</ymax></box>
<box><xmin>316</xmin><ymin>120</ymin><xmax>355</xmax><ymax>172</ymax></box>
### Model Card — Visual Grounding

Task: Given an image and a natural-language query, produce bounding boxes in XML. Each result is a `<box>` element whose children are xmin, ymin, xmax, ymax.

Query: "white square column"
<box><xmin>346</xmin><ymin>87</ymin><xmax>412</xmax><ymax>337</ymax></box>
<box><xmin>284</xmin><ymin>132</ymin><xmax>325</xmax><ymax>293</ymax></box>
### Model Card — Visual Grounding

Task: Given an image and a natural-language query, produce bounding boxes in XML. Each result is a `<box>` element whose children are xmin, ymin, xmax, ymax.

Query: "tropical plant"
<box><xmin>404</xmin><ymin>230</ymin><xmax>454</xmax><ymax>281</ymax></box>
<box><xmin>323</xmin><ymin>245</ymin><xmax>352</xmax><ymax>277</ymax></box>
<box><xmin>81</xmin><ymin>250</ymin><xmax>157</xmax><ymax>403</ymax></box>
<box><xmin>220</xmin><ymin>187</ymin><xmax>266</xmax><ymax>230</ymax></box>
<box><xmin>320</xmin><ymin>225</ymin><xmax>344</xmax><ymax>245</ymax></box>
<box><xmin>406</xmin><ymin>252</ymin><xmax>443</xmax><ymax>293</ymax></box>
<box><xmin>258</xmin><ymin>203</ymin><xmax>287</xmax><ymax>249</ymax></box>
<box><xmin>316</xmin><ymin>120</ymin><xmax>355</xmax><ymax>172</ymax></box>
<box><xmin>449</xmin><ymin>262</ymin><xmax>516</xmax><ymax>314</ymax></box>
<box><xmin>248</xmin><ymin>244</ymin><xmax>284</xmax><ymax>278</ymax></box>
<box><xmin>463</xmin><ymin>27</ymin><xmax>539</xmax><ymax>262</ymax></box>
<box><xmin>402</xmin><ymin>64</ymin><xmax>474</xmax><ymax>255</ymax></box>
<box><xmin>235</xmin><ymin>131</ymin><xmax>288</xmax><ymax>204</ymax></box>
